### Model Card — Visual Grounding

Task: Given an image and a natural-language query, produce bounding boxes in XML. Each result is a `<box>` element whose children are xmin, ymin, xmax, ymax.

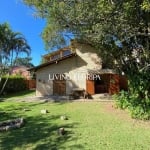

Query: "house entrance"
<box><xmin>86</xmin><ymin>74</ymin><xmax>120</xmax><ymax>95</ymax></box>
<box><xmin>86</xmin><ymin>74</ymin><xmax>108</xmax><ymax>95</ymax></box>
<box><xmin>95</xmin><ymin>74</ymin><xmax>108</xmax><ymax>94</ymax></box>
<box><xmin>53</xmin><ymin>74</ymin><xmax>66</xmax><ymax>95</ymax></box>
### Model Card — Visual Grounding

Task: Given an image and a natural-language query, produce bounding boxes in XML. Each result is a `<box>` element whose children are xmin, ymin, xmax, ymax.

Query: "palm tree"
<box><xmin>0</xmin><ymin>23</ymin><xmax>31</xmax><ymax>67</ymax></box>
<box><xmin>0</xmin><ymin>23</ymin><xmax>8</xmax><ymax>64</ymax></box>
<box><xmin>0</xmin><ymin>22</ymin><xmax>31</xmax><ymax>94</ymax></box>
<box><xmin>8</xmin><ymin>32</ymin><xmax>31</xmax><ymax>65</ymax></box>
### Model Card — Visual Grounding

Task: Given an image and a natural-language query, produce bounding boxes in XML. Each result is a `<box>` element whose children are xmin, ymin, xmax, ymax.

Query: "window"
<box><xmin>62</xmin><ymin>50</ymin><xmax>71</xmax><ymax>56</ymax></box>
<box><xmin>51</xmin><ymin>54</ymin><xmax>60</xmax><ymax>61</ymax></box>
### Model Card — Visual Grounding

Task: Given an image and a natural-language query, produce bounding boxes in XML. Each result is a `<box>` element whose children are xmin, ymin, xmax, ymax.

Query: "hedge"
<box><xmin>0</xmin><ymin>75</ymin><xmax>27</xmax><ymax>94</ymax></box>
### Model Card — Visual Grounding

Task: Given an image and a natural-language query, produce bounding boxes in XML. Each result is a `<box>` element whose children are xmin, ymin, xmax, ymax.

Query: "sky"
<box><xmin>0</xmin><ymin>0</ymin><xmax>47</xmax><ymax>66</ymax></box>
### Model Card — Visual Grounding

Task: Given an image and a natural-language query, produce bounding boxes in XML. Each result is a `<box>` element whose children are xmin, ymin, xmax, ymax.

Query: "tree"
<box><xmin>13</xmin><ymin>57</ymin><xmax>34</xmax><ymax>68</ymax></box>
<box><xmin>0</xmin><ymin>23</ymin><xmax>31</xmax><ymax>69</ymax></box>
<box><xmin>23</xmin><ymin>0</ymin><xmax>149</xmax><ymax>65</ymax></box>
<box><xmin>24</xmin><ymin>1</ymin><xmax>150</xmax><ymax>118</ymax></box>
<box><xmin>0</xmin><ymin>22</ymin><xmax>31</xmax><ymax>95</ymax></box>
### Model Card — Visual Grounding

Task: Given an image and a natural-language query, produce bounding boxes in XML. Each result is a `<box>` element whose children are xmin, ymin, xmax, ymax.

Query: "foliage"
<box><xmin>141</xmin><ymin>0</ymin><xmax>150</xmax><ymax>11</ymax></box>
<box><xmin>0</xmin><ymin>22</ymin><xmax>31</xmax><ymax>94</ymax></box>
<box><xmin>114</xmin><ymin>90</ymin><xmax>150</xmax><ymax>120</ymax></box>
<box><xmin>0</xmin><ymin>101</ymin><xmax>150</xmax><ymax>149</ymax></box>
<box><xmin>114</xmin><ymin>91</ymin><xmax>130</xmax><ymax>109</ymax></box>
<box><xmin>0</xmin><ymin>22</ymin><xmax>31</xmax><ymax>73</ymax></box>
<box><xmin>40</xmin><ymin>56</ymin><xmax>47</xmax><ymax>64</ymax></box>
<box><xmin>13</xmin><ymin>57</ymin><xmax>34</xmax><ymax>67</ymax></box>
<box><xmin>0</xmin><ymin>75</ymin><xmax>27</xmax><ymax>95</ymax></box>
<box><xmin>23</xmin><ymin>1</ymin><xmax>149</xmax><ymax>50</ymax></box>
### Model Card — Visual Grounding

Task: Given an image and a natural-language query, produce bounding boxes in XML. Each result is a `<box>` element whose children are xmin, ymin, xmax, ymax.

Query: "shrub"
<box><xmin>129</xmin><ymin>105</ymin><xmax>150</xmax><ymax>120</ymax></box>
<box><xmin>114</xmin><ymin>90</ymin><xmax>150</xmax><ymax>120</ymax></box>
<box><xmin>113</xmin><ymin>91</ymin><xmax>130</xmax><ymax>109</ymax></box>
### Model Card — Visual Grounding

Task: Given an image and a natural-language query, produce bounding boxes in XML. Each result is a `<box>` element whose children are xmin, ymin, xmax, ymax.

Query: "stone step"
<box><xmin>92</xmin><ymin>93</ymin><xmax>112</xmax><ymax>100</ymax></box>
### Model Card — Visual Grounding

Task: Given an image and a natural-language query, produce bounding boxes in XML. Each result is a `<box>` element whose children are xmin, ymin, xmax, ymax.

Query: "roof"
<box><xmin>28</xmin><ymin>53</ymin><xmax>76</xmax><ymax>71</ymax></box>
<box><xmin>43</xmin><ymin>47</ymin><xmax>70</xmax><ymax>59</ymax></box>
<box><xmin>11</xmin><ymin>66</ymin><xmax>29</xmax><ymax>70</ymax></box>
<box><xmin>87</xmin><ymin>69</ymin><xmax>117</xmax><ymax>74</ymax></box>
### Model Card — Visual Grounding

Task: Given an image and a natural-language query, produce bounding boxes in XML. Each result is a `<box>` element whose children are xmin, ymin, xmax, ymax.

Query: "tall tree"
<box><xmin>0</xmin><ymin>23</ymin><xmax>31</xmax><ymax>72</ymax></box>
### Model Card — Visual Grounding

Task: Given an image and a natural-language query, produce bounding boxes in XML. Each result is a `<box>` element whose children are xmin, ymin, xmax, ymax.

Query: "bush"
<box><xmin>0</xmin><ymin>75</ymin><xmax>27</xmax><ymax>95</ymax></box>
<box><xmin>114</xmin><ymin>90</ymin><xmax>150</xmax><ymax>120</ymax></box>
<box><xmin>113</xmin><ymin>91</ymin><xmax>130</xmax><ymax>109</ymax></box>
<box><xmin>129</xmin><ymin>105</ymin><xmax>150</xmax><ymax>120</ymax></box>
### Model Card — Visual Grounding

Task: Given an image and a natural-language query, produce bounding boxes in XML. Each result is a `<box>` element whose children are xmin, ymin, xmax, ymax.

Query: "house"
<box><xmin>10</xmin><ymin>66</ymin><xmax>31</xmax><ymax>79</ymax></box>
<box><xmin>10</xmin><ymin>66</ymin><xmax>36</xmax><ymax>89</ymax></box>
<box><xmin>29</xmin><ymin>40</ymin><xmax>127</xmax><ymax>97</ymax></box>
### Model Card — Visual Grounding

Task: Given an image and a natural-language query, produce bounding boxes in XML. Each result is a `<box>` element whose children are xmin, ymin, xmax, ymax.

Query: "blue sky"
<box><xmin>0</xmin><ymin>0</ymin><xmax>47</xmax><ymax>66</ymax></box>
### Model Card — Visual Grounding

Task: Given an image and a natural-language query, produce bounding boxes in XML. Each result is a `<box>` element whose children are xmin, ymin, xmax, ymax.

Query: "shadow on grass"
<box><xmin>0</xmin><ymin>114</ymin><xmax>84</xmax><ymax>150</ymax></box>
<box><xmin>0</xmin><ymin>90</ymin><xmax>35</xmax><ymax>100</ymax></box>
<box><xmin>0</xmin><ymin>102</ymin><xmax>43</xmax><ymax>122</ymax></box>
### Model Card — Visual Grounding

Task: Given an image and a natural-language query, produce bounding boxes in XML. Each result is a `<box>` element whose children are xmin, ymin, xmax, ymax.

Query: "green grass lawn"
<box><xmin>0</xmin><ymin>98</ymin><xmax>150</xmax><ymax>150</ymax></box>
<box><xmin>0</xmin><ymin>90</ymin><xmax>36</xmax><ymax>101</ymax></box>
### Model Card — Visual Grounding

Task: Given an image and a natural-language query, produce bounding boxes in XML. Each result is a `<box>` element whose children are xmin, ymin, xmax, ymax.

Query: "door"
<box><xmin>86</xmin><ymin>79</ymin><xmax>95</xmax><ymax>95</ymax></box>
<box><xmin>53</xmin><ymin>74</ymin><xmax>66</xmax><ymax>95</ymax></box>
<box><xmin>109</xmin><ymin>74</ymin><xmax>120</xmax><ymax>95</ymax></box>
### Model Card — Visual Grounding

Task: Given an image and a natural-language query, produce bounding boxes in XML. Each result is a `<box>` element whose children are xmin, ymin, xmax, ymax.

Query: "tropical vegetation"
<box><xmin>0</xmin><ymin>22</ymin><xmax>31</xmax><ymax>95</ymax></box>
<box><xmin>0</xmin><ymin>23</ymin><xmax>31</xmax><ymax>68</ymax></box>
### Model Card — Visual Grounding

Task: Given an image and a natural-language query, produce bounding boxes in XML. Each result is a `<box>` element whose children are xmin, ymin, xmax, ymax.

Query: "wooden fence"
<box><xmin>24</xmin><ymin>79</ymin><xmax>36</xmax><ymax>89</ymax></box>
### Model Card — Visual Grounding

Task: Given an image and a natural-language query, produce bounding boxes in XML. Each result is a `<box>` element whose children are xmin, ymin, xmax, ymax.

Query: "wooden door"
<box><xmin>109</xmin><ymin>74</ymin><xmax>120</xmax><ymax>95</ymax></box>
<box><xmin>86</xmin><ymin>79</ymin><xmax>95</xmax><ymax>95</ymax></box>
<box><xmin>53</xmin><ymin>80</ymin><xmax>66</xmax><ymax>95</ymax></box>
<box><xmin>53</xmin><ymin>74</ymin><xmax>66</xmax><ymax>95</ymax></box>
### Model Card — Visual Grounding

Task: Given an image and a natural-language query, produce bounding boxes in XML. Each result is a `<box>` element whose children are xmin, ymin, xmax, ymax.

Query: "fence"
<box><xmin>25</xmin><ymin>79</ymin><xmax>36</xmax><ymax>89</ymax></box>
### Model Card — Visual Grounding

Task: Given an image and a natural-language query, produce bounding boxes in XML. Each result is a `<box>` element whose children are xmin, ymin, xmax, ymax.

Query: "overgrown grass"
<box><xmin>0</xmin><ymin>99</ymin><xmax>150</xmax><ymax>149</ymax></box>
